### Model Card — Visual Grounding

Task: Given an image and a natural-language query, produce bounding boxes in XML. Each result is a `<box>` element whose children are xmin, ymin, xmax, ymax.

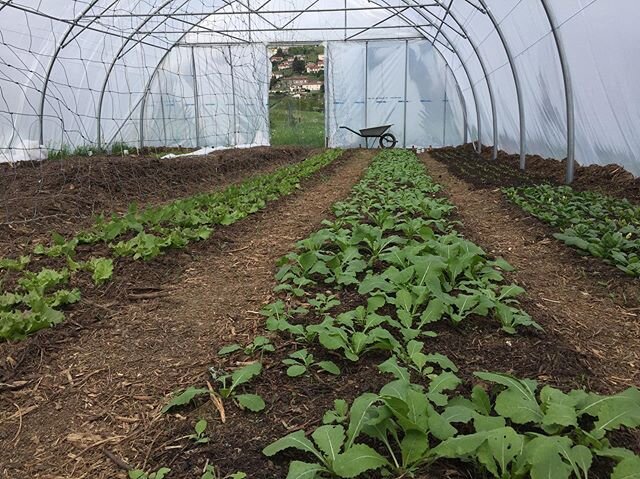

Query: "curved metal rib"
<box><xmin>477</xmin><ymin>0</ymin><xmax>526</xmax><ymax>168</ymax></box>
<box><xmin>96</xmin><ymin>0</ymin><xmax>189</xmax><ymax>148</ymax></box>
<box><xmin>37</xmin><ymin>0</ymin><xmax>103</xmax><ymax>146</ymax></box>
<box><xmin>539</xmin><ymin>0</ymin><xmax>575</xmax><ymax>183</ymax></box>
<box><xmin>410</xmin><ymin>0</ymin><xmax>497</xmax><ymax>158</ymax></box>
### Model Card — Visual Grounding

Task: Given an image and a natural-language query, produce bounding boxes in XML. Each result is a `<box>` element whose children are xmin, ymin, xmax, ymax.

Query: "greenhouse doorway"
<box><xmin>268</xmin><ymin>44</ymin><xmax>326</xmax><ymax>148</ymax></box>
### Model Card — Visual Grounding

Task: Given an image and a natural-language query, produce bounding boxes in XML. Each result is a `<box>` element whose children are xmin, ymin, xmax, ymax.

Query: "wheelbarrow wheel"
<box><xmin>379</xmin><ymin>133</ymin><xmax>397</xmax><ymax>149</ymax></box>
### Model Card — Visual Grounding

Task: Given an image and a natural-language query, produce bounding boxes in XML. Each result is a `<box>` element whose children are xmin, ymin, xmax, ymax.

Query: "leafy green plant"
<box><xmin>214</xmin><ymin>362</ymin><xmax>266</xmax><ymax>412</ymax></box>
<box><xmin>128</xmin><ymin>467</ymin><xmax>171</xmax><ymax>479</ymax></box>
<box><xmin>263</xmin><ymin>426</ymin><xmax>389</xmax><ymax>478</ymax></box>
<box><xmin>308</xmin><ymin>293</ymin><xmax>341</xmax><ymax>313</ymax></box>
<box><xmin>162</xmin><ymin>363</ymin><xmax>265</xmax><ymax>414</ymax></box>
<box><xmin>267</xmin><ymin>372</ymin><xmax>640</xmax><ymax>478</ymax></box>
<box><xmin>307</xmin><ymin>298</ymin><xmax>398</xmax><ymax>362</ymax></box>
<box><xmin>504</xmin><ymin>184</ymin><xmax>640</xmax><ymax>276</ymax></box>
<box><xmin>85</xmin><ymin>257</ymin><xmax>114</xmax><ymax>284</ymax></box>
<box><xmin>378</xmin><ymin>340</ymin><xmax>458</xmax><ymax>381</ymax></box>
<box><xmin>201</xmin><ymin>465</ymin><xmax>246</xmax><ymax>479</ymax></box>
<box><xmin>218</xmin><ymin>336</ymin><xmax>275</xmax><ymax>356</ymax></box>
<box><xmin>1</xmin><ymin>150</ymin><xmax>344</xmax><ymax>341</ymax></box>
<box><xmin>33</xmin><ymin>233</ymin><xmax>78</xmax><ymax>258</ymax></box>
<box><xmin>162</xmin><ymin>386</ymin><xmax>210</xmax><ymax>413</ymax></box>
<box><xmin>0</xmin><ymin>256</ymin><xmax>30</xmax><ymax>272</ymax></box>
<box><xmin>282</xmin><ymin>349</ymin><xmax>340</xmax><ymax>377</ymax></box>
<box><xmin>188</xmin><ymin>419</ymin><xmax>210</xmax><ymax>444</ymax></box>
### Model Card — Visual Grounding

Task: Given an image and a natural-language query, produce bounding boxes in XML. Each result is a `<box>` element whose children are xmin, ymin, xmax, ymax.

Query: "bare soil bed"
<box><xmin>0</xmin><ymin>146</ymin><xmax>311</xmax><ymax>258</ymax></box>
<box><xmin>433</xmin><ymin>143</ymin><xmax>640</xmax><ymax>204</ymax></box>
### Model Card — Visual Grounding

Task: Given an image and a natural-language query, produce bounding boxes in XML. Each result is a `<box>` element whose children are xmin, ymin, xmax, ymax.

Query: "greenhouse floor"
<box><xmin>421</xmin><ymin>153</ymin><xmax>640</xmax><ymax>389</ymax></box>
<box><xmin>0</xmin><ymin>148</ymin><xmax>638</xmax><ymax>477</ymax></box>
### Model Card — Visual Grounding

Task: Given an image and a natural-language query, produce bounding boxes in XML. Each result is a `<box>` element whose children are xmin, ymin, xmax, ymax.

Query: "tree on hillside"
<box><xmin>292</xmin><ymin>57</ymin><xmax>306</xmax><ymax>74</ymax></box>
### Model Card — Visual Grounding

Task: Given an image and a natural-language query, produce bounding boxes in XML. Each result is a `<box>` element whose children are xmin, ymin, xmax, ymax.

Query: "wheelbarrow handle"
<box><xmin>339</xmin><ymin>126</ymin><xmax>362</xmax><ymax>137</ymax></box>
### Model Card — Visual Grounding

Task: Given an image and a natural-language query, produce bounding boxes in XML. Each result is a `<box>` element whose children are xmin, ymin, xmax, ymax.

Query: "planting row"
<box><xmin>178</xmin><ymin>150</ymin><xmax>639</xmax><ymax>478</ymax></box>
<box><xmin>504</xmin><ymin>184</ymin><xmax>640</xmax><ymax>276</ymax></box>
<box><xmin>0</xmin><ymin>149</ymin><xmax>343</xmax><ymax>340</ymax></box>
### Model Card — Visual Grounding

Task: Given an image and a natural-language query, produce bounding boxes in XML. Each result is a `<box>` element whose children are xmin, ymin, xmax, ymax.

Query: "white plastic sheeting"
<box><xmin>141</xmin><ymin>44</ymin><xmax>270</xmax><ymax>148</ymax></box>
<box><xmin>0</xmin><ymin>0</ymin><xmax>639</xmax><ymax>176</ymax></box>
<box><xmin>326</xmin><ymin>40</ymin><xmax>464</xmax><ymax>149</ymax></box>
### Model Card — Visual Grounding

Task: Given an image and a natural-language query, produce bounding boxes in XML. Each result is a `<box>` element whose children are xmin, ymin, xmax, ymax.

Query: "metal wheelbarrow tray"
<box><xmin>339</xmin><ymin>124</ymin><xmax>398</xmax><ymax>148</ymax></box>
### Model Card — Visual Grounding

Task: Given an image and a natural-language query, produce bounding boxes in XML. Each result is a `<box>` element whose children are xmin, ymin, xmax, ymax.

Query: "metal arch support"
<box><xmin>369</xmin><ymin>0</ymin><xmax>481</xmax><ymax>150</ymax></box>
<box><xmin>393</xmin><ymin>0</ymin><xmax>490</xmax><ymax>153</ymax></box>
<box><xmin>451</xmin><ymin>24</ymin><xmax>497</xmax><ymax>158</ymax></box>
<box><xmin>539</xmin><ymin>0</ymin><xmax>575</xmax><ymax>184</ymax></box>
<box><xmin>136</xmin><ymin>0</ymin><xmax>477</xmax><ymax>150</ymax></box>
<box><xmin>96</xmin><ymin>0</ymin><xmax>187</xmax><ymax>149</ymax></box>
<box><xmin>477</xmin><ymin>0</ymin><xmax>526</xmax><ymax>169</ymax></box>
<box><xmin>454</xmin><ymin>71</ymin><xmax>468</xmax><ymax>145</ymax></box>
<box><xmin>405</xmin><ymin>38</ymin><xmax>470</xmax><ymax>146</ymax></box>
<box><xmin>428</xmin><ymin>1</ymin><xmax>498</xmax><ymax>158</ymax></box>
<box><xmin>139</xmin><ymin>2</ymin><xmax>237</xmax><ymax>149</ymax></box>
<box><xmin>38</xmin><ymin>0</ymin><xmax>103</xmax><ymax>146</ymax></box>
<box><xmin>412</xmin><ymin>0</ymin><xmax>498</xmax><ymax>158</ymax></box>
<box><xmin>436</xmin><ymin>29</ymin><xmax>481</xmax><ymax>150</ymax></box>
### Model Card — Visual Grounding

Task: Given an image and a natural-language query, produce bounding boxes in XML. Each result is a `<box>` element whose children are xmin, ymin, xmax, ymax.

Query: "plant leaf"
<box><xmin>263</xmin><ymin>430</ymin><xmax>320</xmax><ymax>459</ymax></box>
<box><xmin>285</xmin><ymin>461</ymin><xmax>325</xmax><ymax>479</ymax></box>
<box><xmin>235</xmin><ymin>394</ymin><xmax>265</xmax><ymax>412</ymax></box>
<box><xmin>311</xmin><ymin>425</ymin><xmax>345</xmax><ymax>464</ymax></box>
<box><xmin>332</xmin><ymin>444</ymin><xmax>389</xmax><ymax>478</ymax></box>
<box><xmin>316</xmin><ymin>361</ymin><xmax>341</xmax><ymax>375</ymax></box>
<box><xmin>475</xmin><ymin>372</ymin><xmax>543</xmax><ymax>424</ymax></box>
<box><xmin>161</xmin><ymin>387</ymin><xmax>209</xmax><ymax>413</ymax></box>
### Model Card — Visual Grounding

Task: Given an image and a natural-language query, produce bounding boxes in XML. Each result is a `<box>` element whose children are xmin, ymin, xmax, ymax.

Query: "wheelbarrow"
<box><xmin>340</xmin><ymin>124</ymin><xmax>398</xmax><ymax>149</ymax></box>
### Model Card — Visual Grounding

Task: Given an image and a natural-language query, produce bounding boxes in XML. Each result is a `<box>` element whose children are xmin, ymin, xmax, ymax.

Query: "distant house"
<box><xmin>305</xmin><ymin>80</ymin><xmax>323</xmax><ymax>92</ymax></box>
<box><xmin>306</xmin><ymin>62</ymin><xmax>323</xmax><ymax>73</ymax></box>
<box><xmin>270</xmin><ymin>55</ymin><xmax>284</xmax><ymax>62</ymax></box>
<box><xmin>317</xmin><ymin>53</ymin><xmax>325</xmax><ymax>62</ymax></box>
<box><xmin>282</xmin><ymin>76</ymin><xmax>323</xmax><ymax>93</ymax></box>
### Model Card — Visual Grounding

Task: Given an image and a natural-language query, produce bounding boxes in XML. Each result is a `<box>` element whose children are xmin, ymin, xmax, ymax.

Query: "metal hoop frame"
<box><xmin>21</xmin><ymin>0</ymin><xmax>574</xmax><ymax>181</ymax></box>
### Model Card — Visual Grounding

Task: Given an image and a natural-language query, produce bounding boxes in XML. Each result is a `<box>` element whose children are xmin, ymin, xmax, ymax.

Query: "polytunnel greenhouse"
<box><xmin>0</xmin><ymin>1</ymin><xmax>639</xmax><ymax>478</ymax></box>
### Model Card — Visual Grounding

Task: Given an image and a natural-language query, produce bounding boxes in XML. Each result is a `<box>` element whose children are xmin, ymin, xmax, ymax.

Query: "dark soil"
<box><xmin>0</xmin><ymin>149</ymin><xmax>637</xmax><ymax>478</ymax></box>
<box><xmin>0</xmin><ymin>146</ymin><xmax>311</xmax><ymax>258</ymax></box>
<box><xmin>432</xmin><ymin>143</ymin><xmax>640</xmax><ymax>204</ymax></box>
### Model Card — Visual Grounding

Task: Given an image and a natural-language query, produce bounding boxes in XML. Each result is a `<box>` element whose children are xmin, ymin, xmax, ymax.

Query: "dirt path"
<box><xmin>421</xmin><ymin>153</ymin><xmax>640</xmax><ymax>391</ymax></box>
<box><xmin>0</xmin><ymin>150</ymin><xmax>373</xmax><ymax>479</ymax></box>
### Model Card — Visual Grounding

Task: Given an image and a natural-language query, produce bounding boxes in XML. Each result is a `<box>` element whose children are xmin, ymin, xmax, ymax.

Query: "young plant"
<box><xmin>201</xmin><ymin>465</ymin><xmax>246</xmax><ymax>479</ymax></box>
<box><xmin>218</xmin><ymin>336</ymin><xmax>275</xmax><ymax>357</ymax></box>
<box><xmin>282</xmin><ymin>349</ymin><xmax>340</xmax><ymax>377</ymax></box>
<box><xmin>128</xmin><ymin>468</ymin><xmax>171</xmax><ymax>479</ymax></box>
<box><xmin>308</xmin><ymin>298</ymin><xmax>398</xmax><ymax>362</ymax></box>
<box><xmin>263</xmin><ymin>425</ymin><xmax>389</xmax><ymax>479</ymax></box>
<box><xmin>188</xmin><ymin>419</ymin><xmax>210</xmax><ymax>444</ymax></box>
<box><xmin>308</xmin><ymin>292</ymin><xmax>341</xmax><ymax>314</ymax></box>
<box><xmin>214</xmin><ymin>362</ymin><xmax>266</xmax><ymax>412</ymax></box>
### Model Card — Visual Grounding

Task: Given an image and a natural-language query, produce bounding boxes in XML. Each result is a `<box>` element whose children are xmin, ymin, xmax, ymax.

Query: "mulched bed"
<box><xmin>0</xmin><ymin>146</ymin><xmax>311</xmax><ymax>257</ymax></box>
<box><xmin>432</xmin><ymin>144</ymin><xmax>640</xmax><ymax>205</ymax></box>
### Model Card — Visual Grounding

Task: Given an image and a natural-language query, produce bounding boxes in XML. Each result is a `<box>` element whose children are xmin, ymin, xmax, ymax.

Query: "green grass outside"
<box><xmin>269</xmin><ymin>94</ymin><xmax>325</xmax><ymax>148</ymax></box>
